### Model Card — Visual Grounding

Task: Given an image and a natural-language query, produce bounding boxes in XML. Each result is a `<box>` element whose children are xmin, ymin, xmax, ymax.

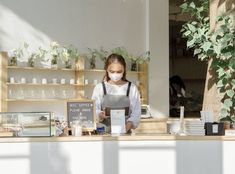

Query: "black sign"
<box><xmin>67</xmin><ymin>100</ymin><xmax>96</xmax><ymax>131</ymax></box>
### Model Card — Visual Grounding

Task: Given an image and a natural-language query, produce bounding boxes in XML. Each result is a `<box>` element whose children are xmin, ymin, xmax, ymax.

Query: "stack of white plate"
<box><xmin>185</xmin><ymin>120</ymin><xmax>205</xmax><ymax>135</ymax></box>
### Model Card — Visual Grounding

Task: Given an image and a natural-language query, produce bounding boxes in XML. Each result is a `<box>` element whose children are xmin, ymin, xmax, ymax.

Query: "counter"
<box><xmin>0</xmin><ymin>134</ymin><xmax>234</xmax><ymax>174</ymax></box>
<box><xmin>1</xmin><ymin>134</ymin><xmax>235</xmax><ymax>143</ymax></box>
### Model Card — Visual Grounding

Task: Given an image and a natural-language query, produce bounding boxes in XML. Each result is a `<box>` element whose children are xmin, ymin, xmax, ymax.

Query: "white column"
<box><xmin>147</xmin><ymin>0</ymin><xmax>169</xmax><ymax>117</ymax></box>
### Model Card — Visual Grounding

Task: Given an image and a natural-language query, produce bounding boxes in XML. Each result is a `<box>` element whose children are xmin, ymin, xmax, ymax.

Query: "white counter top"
<box><xmin>1</xmin><ymin>134</ymin><xmax>235</xmax><ymax>143</ymax></box>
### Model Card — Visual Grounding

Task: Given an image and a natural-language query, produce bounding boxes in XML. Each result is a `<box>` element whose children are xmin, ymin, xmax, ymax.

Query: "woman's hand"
<box><xmin>98</xmin><ymin>111</ymin><xmax>107</xmax><ymax>121</ymax></box>
<box><xmin>126</xmin><ymin>121</ymin><xmax>133</xmax><ymax>133</ymax></box>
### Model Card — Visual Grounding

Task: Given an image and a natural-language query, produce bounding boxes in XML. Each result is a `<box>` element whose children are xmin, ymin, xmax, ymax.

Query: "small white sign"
<box><xmin>111</xmin><ymin>109</ymin><xmax>126</xmax><ymax>134</ymax></box>
<box><xmin>212</xmin><ymin>124</ymin><xmax>218</xmax><ymax>133</ymax></box>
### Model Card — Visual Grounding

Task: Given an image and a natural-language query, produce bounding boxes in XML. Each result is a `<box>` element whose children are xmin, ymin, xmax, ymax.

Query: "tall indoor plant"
<box><xmin>180</xmin><ymin>0</ymin><xmax>235</xmax><ymax>123</ymax></box>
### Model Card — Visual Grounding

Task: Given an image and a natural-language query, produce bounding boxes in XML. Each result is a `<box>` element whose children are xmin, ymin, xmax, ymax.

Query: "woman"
<box><xmin>91</xmin><ymin>53</ymin><xmax>141</xmax><ymax>133</ymax></box>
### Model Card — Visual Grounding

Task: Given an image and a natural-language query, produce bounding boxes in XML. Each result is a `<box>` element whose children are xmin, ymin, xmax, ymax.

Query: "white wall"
<box><xmin>0</xmin><ymin>0</ymin><xmax>169</xmax><ymax>117</ymax></box>
<box><xmin>0</xmin><ymin>0</ymin><xmax>146</xmax><ymax>53</ymax></box>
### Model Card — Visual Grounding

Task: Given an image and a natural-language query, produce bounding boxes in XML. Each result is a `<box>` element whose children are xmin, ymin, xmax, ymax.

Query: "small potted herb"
<box><xmin>49</xmin><ymin>42</ymin><xmax>60</xmax><ymax>69</ymax></box>
<box><xmin>28</xmin><ymin>53</ymin><xmax>36</xmax><ymax>67</ymax></box>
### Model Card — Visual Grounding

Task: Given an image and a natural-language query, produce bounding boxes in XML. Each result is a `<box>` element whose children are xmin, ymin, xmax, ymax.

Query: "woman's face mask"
<box><xmin>107</xmin><ymin>62</ymin><xmax>124</xmax><ymax>82</ymax></box>
<box><xmin>108</xmin><ymin>72</ymin><xmax>123</xmax><ymax>82</ymax></box>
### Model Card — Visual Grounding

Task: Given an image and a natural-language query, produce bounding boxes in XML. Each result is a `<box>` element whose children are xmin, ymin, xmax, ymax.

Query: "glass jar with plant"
<box><xmin>111</xmin><ymin>47</ymin><xmax>130</xmax><ymax>61</ymax></box>
<box><xmin>65</xmin><ymin>45</ymin><xmax>80</xmax><ymax>69</ymax></box>
<box><xmin>28</xmin><ymin>53</ymin><xmax>36</xmax><ymax>67</ymax></box>
<box><xmin>9</xmin><ymin>56</ymin><xmax>18</xmax><ymax>66</ymax></box>
<box><xmin>35</xmin><ymin>47</ymin><xmax>48</xmax><ymax>66</ymax></box>
<box><xmin>49</xmin><ymin>42</ymin><xmax>60</xmax><ymax>69</ymax></box>
<box><xmin>180</xmin><ymin>0</ymin><xmax>235</xmax><ymax>126</ymax></box>
<box><xmin>93</xmin><ymin>47</ymin><xmax>108</xmax><ymax>64</ymax></box>
<box><xmin>62</xmin><ymin>48</ymin><xmax>72</xmax><ymax>69</ymax></box>
<box><xmin>51</xmin><ymin>55</ymin><xmax>58</xmax><ymax>68</ymax></box>
<box><xmin>9</xmin><ymin>43</ymin><xmax>27</xmax><ymax>66</ymax></box>
<box><xmin>130</xmin><ymin>51</ymin><xmax>150</xmax><ymax>71</ymax></box>
<box><xmin>87</xmin><ymin>48</ymin><xmax>96</xmax><ymax>69</ymax></box>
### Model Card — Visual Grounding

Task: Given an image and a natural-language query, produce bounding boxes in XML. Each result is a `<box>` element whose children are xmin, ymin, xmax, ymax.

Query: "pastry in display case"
<box><xmin>0</xmin><ymin>112</ymin><xmax>54</xmax><ymax>137</ymax></box>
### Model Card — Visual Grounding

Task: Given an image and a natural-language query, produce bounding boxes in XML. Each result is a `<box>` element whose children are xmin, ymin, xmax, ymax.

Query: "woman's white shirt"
<box><xmin>91</xmin><ymin>81</ymin><xmax>141</xmax><ymax>128</ymax></box>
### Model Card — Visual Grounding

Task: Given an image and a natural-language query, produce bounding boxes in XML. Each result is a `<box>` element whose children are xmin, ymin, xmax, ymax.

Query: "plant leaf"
<box><xmin>226</xmin><ymin>89</ymin><xmax>235</xmax><ymax>98</ymax></box>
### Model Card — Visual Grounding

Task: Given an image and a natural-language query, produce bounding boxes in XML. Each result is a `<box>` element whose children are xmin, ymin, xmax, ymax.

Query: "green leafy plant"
<box><xmin>10</xmin><ymin>42</ymin><xmax>29</xmax><ymax>66</ymax></box>
<box><xmin>129</xmin><ymin>51</ymin><xmax>150</xmax><ymax>71</ymax></box>
<box><xmin>93</xmin><ymin>47</ymin><xmax>108</xmax><ymax>62</ymax></box>
<box><xmin>86</xmin><ymin>48</ymin><xmax>97</xmax><ymax>69</ymax></box>
<box><xmin>49</xmin><ymin>42</ymin><xmax>60</xmax><ymax>67</ymax></box>
<box><xmin>35</xmin><ymin>47</ymin><xmax>48</xmax><ymax>62</ymax></box>
<box><xmin>65</xmin><ymin>45</ymin><xmax>80</xmax><ymax>61</ymax></box>
<box><xmin>28</xmin><ymin>54</ymin><xmax>36</xmax><ymax>67</ymax></box>
<box><xmin>111</xmin><ymin>47</ymin><xmax>130</xmax><ymax>61</ymax></box>
<box><xmin>180</xmin><ymin>0</ymin><xmax>235</xmax><ymax>122</ymax></box>
<box><xmin>111</xmin><ymin>47</ymin><xmax>150</xmax><ymax>70</ymax></box>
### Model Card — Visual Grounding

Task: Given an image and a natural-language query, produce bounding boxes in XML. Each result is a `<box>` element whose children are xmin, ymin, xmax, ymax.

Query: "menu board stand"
<box><xmin>67</xmin><ymin>100</ymin><xmax>96</xmax><ymax>133</ymax></box>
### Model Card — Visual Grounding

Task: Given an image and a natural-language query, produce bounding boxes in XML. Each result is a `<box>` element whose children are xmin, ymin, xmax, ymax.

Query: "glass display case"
<box><xmin>0</xmin><ymin>112</ymin><xmax>54</xmax><ymax>137</ymax></box>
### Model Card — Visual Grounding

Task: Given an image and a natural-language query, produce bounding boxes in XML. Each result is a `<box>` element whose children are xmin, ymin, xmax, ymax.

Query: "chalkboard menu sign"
<box><xmin>67</xmin><ymin>100</ymin><xmax>96</xmax><ymax>131</ymax></box>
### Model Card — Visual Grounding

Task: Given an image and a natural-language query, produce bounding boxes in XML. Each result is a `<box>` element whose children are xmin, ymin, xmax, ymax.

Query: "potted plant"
<box><xmin>9</xmin><ymin>56</ymin><xmax>18</xmax><ymax>66</ymax></box>
<box><xmin>180</xmin><ymin>0</ymin><xmax>235</xmax><ymax>126</ymax></box>
<box><xmin>35</xmin><ymin>47</ymin><xmax>48</xmax><ymax>66</ymax></box>
<box><xmin>64</xmin><ymin>45</ymin><xmax>80</xmax><ymax>69</ymax></box>
<box><xmin>130</xmin><ymin>51</ymin><xmax>150</xmax><ymax>71</ymax></box>
<box><xmin>111</xmin><ymin>47</ymin><xmax>130</xmax><ymax>61</ymax></box>
<box><xmin>49</xmin><ymin>42</ymin><xmax>60</xmax><ymax>69</ymax></box>
<box><xmin>111</xmin><ymin>47</ymin><xmax>150</xmax><ymax>71</ymax></box>
<box><xmin>28</xmin><ymin>53</ymin><xmax>36</xmax><ymax>67</ymax></box>
<box><xmin>93</xmin><ymin>47</ymin><xmax>109</xmax><ymax>63</ymax></box>
<box><xmin>9</xmin><ymin>42</ymin><xmax>28</xmax><ymax>66</ymax></box>
<box><xmin>61</xmin><ymin>48</ymin><xmax>71</xmax><ymax>69</ymax></box>
<box><xmin>86</xmin><ymin>48</ymin><xmax>97</xmax><ymax>69</ymax></box>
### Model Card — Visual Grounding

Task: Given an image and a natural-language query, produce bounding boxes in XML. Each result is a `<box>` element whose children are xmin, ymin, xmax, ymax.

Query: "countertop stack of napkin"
<box><xmin>184</xmin><ymin>120</ymin><xmax>205</xmax><ymax>135</ymax></box>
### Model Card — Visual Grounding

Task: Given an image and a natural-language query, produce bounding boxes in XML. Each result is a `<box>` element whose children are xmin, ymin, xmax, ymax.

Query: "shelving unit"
<box><xmin>0</xmin><ymin>51</ymin><xmax>148</xmax><ymax>113</ymax></box>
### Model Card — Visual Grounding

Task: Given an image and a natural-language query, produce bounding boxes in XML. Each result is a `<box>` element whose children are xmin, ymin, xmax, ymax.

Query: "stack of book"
<box><xmin>184</xmin><ymin>120</ymin><xmax>205</xmax><ymax>135</ymax></box>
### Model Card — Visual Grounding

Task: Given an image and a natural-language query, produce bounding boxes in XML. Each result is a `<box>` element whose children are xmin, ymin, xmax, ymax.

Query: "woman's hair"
<box><xmin>103</xmin><ymin>53</ymin><xmax>128</xmax><ymax>81</ymax></box>
<box><xmin>170</xmin><ymin>75</ymin><xmax>186</xmax><ymax>96</ymax></box>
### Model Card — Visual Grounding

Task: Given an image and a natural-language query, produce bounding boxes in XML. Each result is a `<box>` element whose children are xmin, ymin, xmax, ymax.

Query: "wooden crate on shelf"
<box><xmin>134</xmin><ymin>118</ymin><xmax>167</xmax><ymax>134</ymax></box>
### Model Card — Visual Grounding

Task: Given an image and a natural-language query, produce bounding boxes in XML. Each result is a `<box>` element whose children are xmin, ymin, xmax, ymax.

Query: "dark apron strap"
<box><xmin>126</xmin><ymin>82</ymin><xmax>131</xmax><ymax>97</ymax></box>
<box><xmin>102</xmin><ymin>81</ymin><xmax>107</xmax><ymax>95</ymax></box>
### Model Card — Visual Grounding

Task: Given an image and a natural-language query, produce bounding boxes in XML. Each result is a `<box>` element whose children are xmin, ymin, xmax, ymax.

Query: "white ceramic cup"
<box><xmin>10</xmin><ymin>77</ymin><xmax>15</xmax><ymax>83</ymax></box>
<box><xmin>61</xmin><ymin>78</ymin><xmax>66</xmax><ymax>84</ymax></box>
<box><xmin>42</xmin><ymin>78</ymin><xmax>47</xmax><ymax>84</ymax></box>
<box><xmin>32</xmin><ymin>78</ymin><xmax>37</xmax><ymax>84</ymax></box>
<box><xmin>21</xmin><ymin>78</ymin><xmax>26</xmax><ymax>84</ymax></box>
<box><xmin>70</xmin><ymin>79</ymin><xmax>75</xmax><ymax>84</ymax></box>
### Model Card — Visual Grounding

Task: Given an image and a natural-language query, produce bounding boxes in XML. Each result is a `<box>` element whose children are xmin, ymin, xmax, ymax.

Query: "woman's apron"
<box><xmin>101</xmin><ymin>81</ymin><xmax>131</xmax><ymax>132</ymax></box>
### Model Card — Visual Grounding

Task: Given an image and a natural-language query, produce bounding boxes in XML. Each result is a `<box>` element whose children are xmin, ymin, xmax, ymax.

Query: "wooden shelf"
<box><xmin>6</xmin><ymin>83</ymin><xmax>96</xmax><ymax>87</ymax></box>
<box><xmin>7</xmin><ymin>66</ymin><xmax>145</xmax><ymax>74</ymax></box>
<box><xmin>77</xmin><ymin>69</ymin><xmax>105</xmax><ymax>73</ymax></box>
<box><xmin>7</xmin><ymin>98</ymin><xmax>147</xmax><ymax>103</ymax></box>
<box><xmin>6</xmin><ymin>99</ymin><xmax>78</xmax><ymax>102</ymax></box>
<box><xmin>7</xmin><ymin>66</ymin><xmax>75</xmax><ymax>71</ymax></box>
<box><xmin>76</xmin><ymin>69</ymin><xmax>145</xmax><ymax>74</ymax></box>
